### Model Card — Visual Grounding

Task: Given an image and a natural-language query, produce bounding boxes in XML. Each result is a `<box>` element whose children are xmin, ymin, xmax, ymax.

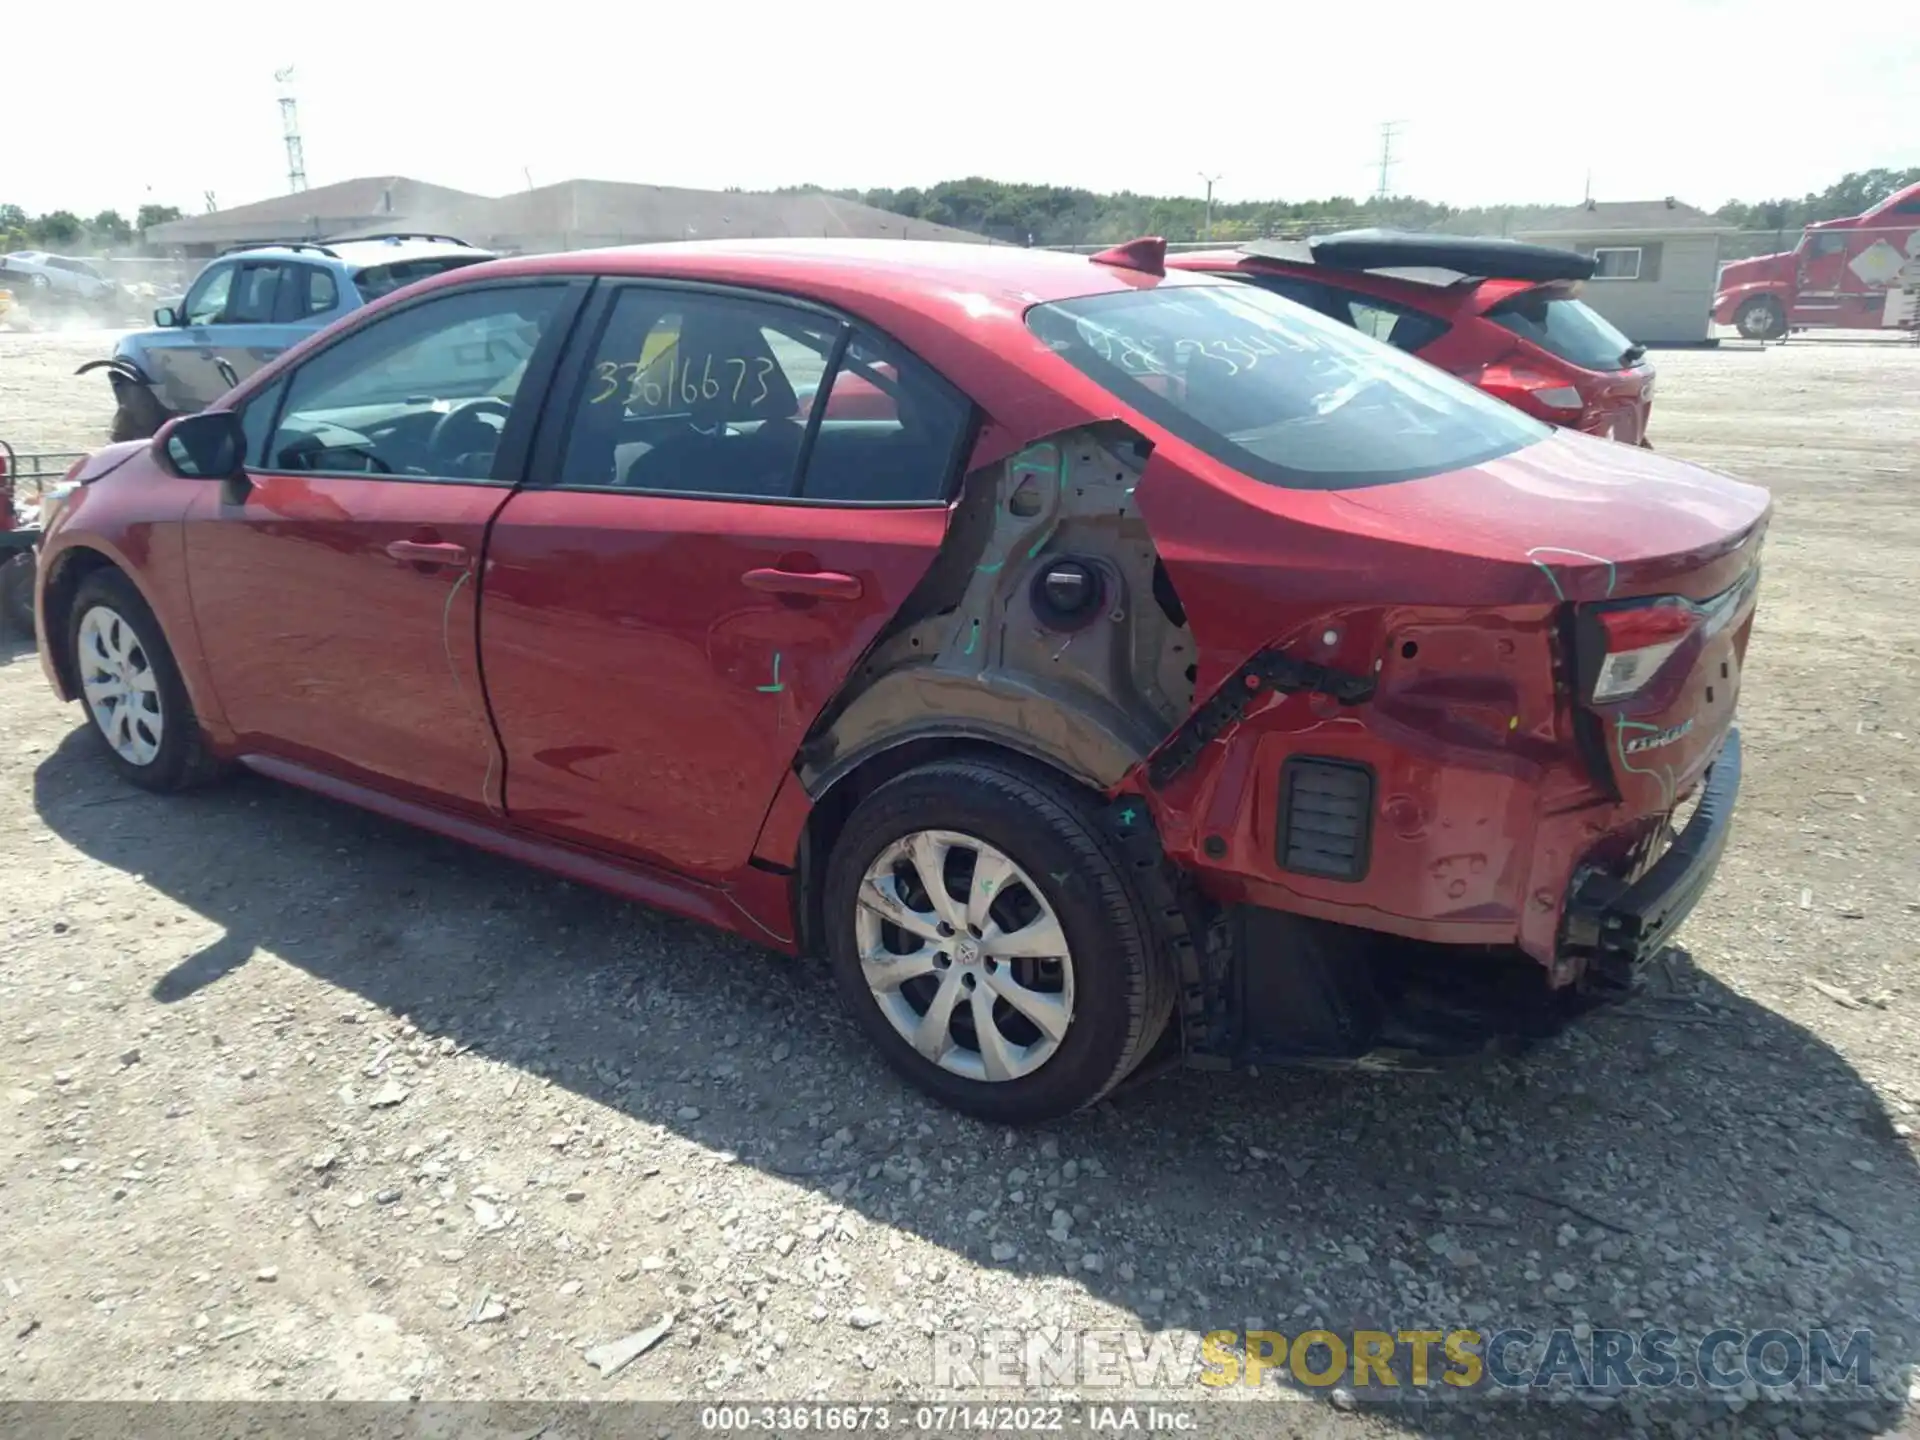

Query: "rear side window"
<box><xmin>1247</xmin><ymin>275</ymin><xmax>1449</xmax><ymax>354</ymax></box>
<box><xmin>353</xmin><ymin>256</ymin><xmax>486</xmax><ymax>301</ymax></box>
<box><xmin>303</xmin><ymin>267</ymin><xmax>338</xmax><ymax>314</ymax></box>
<box><xmin>801</xmin><ymin>329</ymin><xmax>972</xmax><ymax>502</ymax></box>
<box><xmin>555</xmin><ymin>289</ymin><xmax>970</xmax><ymax>503</ymax></box>
<box><xmin>1489</xmin><ymin>291</ymin><xmax>1637</xmax><ymax>371</ymax></box>
<box><xmin>226</xmin><ymin>263</ymin><xmax>285</xmax><ymax>323</ymax></box>
<box><xmin>556</xmin><ymin>288</ymin><xmax>835</xmax><ymax>497</ymax></box>
<box><xmin>1028</xmin><ymin>283</ymin><xmax>1546</xmax><ymax>490</ymax></box>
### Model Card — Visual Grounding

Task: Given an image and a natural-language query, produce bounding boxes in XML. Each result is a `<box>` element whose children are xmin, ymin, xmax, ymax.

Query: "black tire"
<box><xmin>108</xmin><ymin>381</ymin><xmax>168</xmax><ymax>443</ymax></box>
<box><xmin>0</xmin><ymin>553</ymin><xmax>34</xmax><ymax>637</ymax></box>
<box><xmin>67</xmin><ymin>568</ymin><xmax>226</xmax><ymax>792</ymax></box>
<box><xmin>1734</xmin><ymin>296</ymin><xmax>1786</xmax><ymax>341</ymax></box>
<box><xmin>823</xmin><ymin>756</ymin><xmax>1175</xmax><ymax>1124</ymax></box>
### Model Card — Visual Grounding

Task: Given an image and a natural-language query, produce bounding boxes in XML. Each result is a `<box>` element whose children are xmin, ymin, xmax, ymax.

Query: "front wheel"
<box><xmin>67</xmin><ymin>569</ymin><xmax>226</xmax><ymax>792</ymax></box>
<box><xmin>1735</xmin><ymin>296</ymin><xmax>1786</xmax><ymax>341</ymax></box>
<box><xmin>823</xmin><ymin>757</ymin><xmax>1173</xmax><ymax>1123</ymax></box>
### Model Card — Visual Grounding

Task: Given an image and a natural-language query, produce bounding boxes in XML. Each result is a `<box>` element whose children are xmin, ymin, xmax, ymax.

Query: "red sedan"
<box><xmin>1169</xmin><ymin>230</ymin><xmax>1658</xmax><ymax>444</ymax></box>
<box><xmin>35</xmin><ymin>236</ymin><xmax>1765</xmax><ymax>1122</ymax></box>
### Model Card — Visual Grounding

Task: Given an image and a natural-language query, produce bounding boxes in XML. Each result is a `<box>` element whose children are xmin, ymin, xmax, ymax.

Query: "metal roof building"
<box><xmin>146</xmin><ymin>176</ymin><xmax>988</xmax><ymax>257</ymax></box>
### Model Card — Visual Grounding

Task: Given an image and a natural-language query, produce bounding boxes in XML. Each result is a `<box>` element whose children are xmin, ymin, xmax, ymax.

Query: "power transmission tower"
<box><xmin>1198</xmin><ymin>171</ymin><xmax>1223</xmax><ymax>241</ymax></box>
<box><xmin>276</xmin><ymin>67</ymin><xmax>308</xmax><ymax>194</ymax></box>
<box><xmin>1374</xmin><ymin>121</ymin><xmax>1404</xmax><ymax>202</ymax></box>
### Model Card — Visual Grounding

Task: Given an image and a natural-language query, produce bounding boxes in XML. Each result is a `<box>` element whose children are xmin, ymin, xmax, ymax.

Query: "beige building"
<box><xmin>1516</xmin><ymin>198</ymin><xmax>1737</xmax><ymax>344</ymax></box>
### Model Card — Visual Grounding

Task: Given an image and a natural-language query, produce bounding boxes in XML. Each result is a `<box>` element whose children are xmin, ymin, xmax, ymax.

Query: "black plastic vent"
<box><xmin>1277</xmin><ymin>757</ymin><xmax>1374</xmax><ymax>881</ymax></box>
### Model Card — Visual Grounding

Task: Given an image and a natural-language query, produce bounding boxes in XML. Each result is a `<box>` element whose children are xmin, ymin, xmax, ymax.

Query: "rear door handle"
<box><xmin>386</xmin><ymin>539</ymin><xmax>470</xmax><ymax>568</ymax></box>
<box><xmin>741</xmin><ymin>567</ymin><xmax>863</xmax><ymax>600</ymax></box>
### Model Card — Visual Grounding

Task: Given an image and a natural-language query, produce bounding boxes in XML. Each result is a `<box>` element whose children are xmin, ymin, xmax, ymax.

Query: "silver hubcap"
<box><xmin>855</xmin><ymin>829</ymin><xmax>1075</xmax><ymax>1083</ymax></box>
<box><xmin>77</xmin><ymin>605</ymin><xmax>164</xmax><ymax>766</ymax></box>
<box><xmin>1740</xmin><ymin>306</ymin><xmax>1773</xmax><ymax>338</ymax></box>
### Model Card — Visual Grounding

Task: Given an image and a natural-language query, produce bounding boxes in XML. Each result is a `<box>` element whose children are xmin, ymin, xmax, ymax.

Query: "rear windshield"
<box><xmin>1027</xmin><ymin>283</ymin><xmax>1546</xmax><ymax>490</ymax></box>
<box><xmin>1488</xmin><ymin>291</ymin><xmax>1638</xmax><ymax>371</ymax></box>
<box><xmin>352</xmin><ymin>255</ymin><xmax>486</xmax><ymax>301</ymax></box>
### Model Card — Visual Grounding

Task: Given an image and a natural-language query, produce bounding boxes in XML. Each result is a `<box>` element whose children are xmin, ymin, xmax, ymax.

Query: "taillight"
<box><xmin>1589</xmin><ymin>603</ymin><xmax>1698</xmax><ymax>702</ymax></box>
<box><xmin>1474</xmin><ymin>363</ymin><xmax>1588</xmax><ymax>420</ymax></box>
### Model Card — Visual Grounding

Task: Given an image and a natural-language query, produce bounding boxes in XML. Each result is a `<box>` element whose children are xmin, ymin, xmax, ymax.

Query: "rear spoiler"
<box><xmin>1242</xmin><ymin>228</ymin><xmax>1597</xmax><ymax>284</ymax></box>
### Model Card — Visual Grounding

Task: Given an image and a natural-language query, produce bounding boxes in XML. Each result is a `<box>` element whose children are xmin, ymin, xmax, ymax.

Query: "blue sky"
<box><xmin>12</xmin><ymin>0</ymin><xmax>1915</xmax><ymax>218</ymax></box>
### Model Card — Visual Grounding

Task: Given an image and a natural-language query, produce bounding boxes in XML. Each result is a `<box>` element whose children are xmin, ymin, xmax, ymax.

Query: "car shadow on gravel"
<box><xmin>33</xmin><ymin>730</ymin><xmax>1920</xmax><ymax>1436</ymax></box>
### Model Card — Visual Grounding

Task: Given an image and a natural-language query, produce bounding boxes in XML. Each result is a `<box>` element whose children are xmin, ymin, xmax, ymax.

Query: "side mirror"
<box><xmin>154</xmin><ymin>306</ymin><xmax>178</xmax><ymax>327</ymax></box>
<box><xmin>155</xmin><ymin>411</ymin><xmax>246</xmax><ymax>482</ymax></box>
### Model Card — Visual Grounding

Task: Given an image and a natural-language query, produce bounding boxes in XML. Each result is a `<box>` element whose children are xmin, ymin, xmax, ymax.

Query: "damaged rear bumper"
<box><xmin>1562</xmin><ymin>727</ymin><xmax>1741</xmax><ymax>995</ymax></box>
<box><xmin>1184</xmin><ymin>729</ymin><xmax>1743</xmax><ymax>1071</ymax></box>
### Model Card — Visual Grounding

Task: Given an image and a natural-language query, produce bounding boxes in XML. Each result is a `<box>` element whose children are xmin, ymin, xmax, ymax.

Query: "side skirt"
<box><xmin>239</xmin><ymin>755</ymin><xmax>797</xmax><ymax>950</ymax></box>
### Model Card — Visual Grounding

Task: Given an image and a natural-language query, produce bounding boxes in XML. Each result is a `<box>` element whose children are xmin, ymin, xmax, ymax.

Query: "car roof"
<box><xmin>225</xmin><ymin>238</ymin><xmax>1238</xmax><ymax>466</ymax></box>
<box><xmin>329</xmin><ymin>236</ymin><xmax>491</xmax><ymax>267</ymax></box>
<box><xmin>216</xmin><ymin>237</ymin><xmax>489</xmax><ymax>267</ymax></box>
<box><xmin>465</xmin><ymin>237</ymin><xmax>1225</xmax><ymax>310</ymax></box>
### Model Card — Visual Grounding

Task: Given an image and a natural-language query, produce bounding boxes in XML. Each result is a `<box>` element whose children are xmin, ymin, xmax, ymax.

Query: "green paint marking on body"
<box><xmin>963</xmin><ymin>618</ymin><xmax>980</xmax><ymax>656</ymax></box>
<box><xmin>1049</xmin><ymin>871</ymin><xmax>1070</xmax><ymax>887</ymax></box>
<box><xmin>756</xmin><ymin>652</ymin><xmax>785</xmax><ymax>693</ymax></box>
<box><xmin>975</xmin><ymin>560</ymin><xmax>1005</xmax><ymax>574</ymax></box>
<box><xmin>1118</xmin><ymin>805</ymin><xmax>1137</xmax><ymax>826</ymax></box>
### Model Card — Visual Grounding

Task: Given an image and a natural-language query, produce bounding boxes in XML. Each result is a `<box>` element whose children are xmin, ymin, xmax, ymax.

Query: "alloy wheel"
<box><xmin>854</xmin><ymin>829</ymin><xmax>1075</xmax><ymax>1083</ymax></box>
<box><xmin>77</xmin><ymin>604</ymin><xmax>164</xmax><ymax>766</ymax></box>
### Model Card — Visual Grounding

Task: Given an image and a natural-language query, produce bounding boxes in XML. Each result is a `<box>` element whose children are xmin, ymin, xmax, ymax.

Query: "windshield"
<box><xmin>1027</xmin><ymin>283</ymin><xmax>1547</xmax><ymax>490</ymax></box>
<box><xmin>352</xmin><ymin>256</ymin><xmax>486</xmax><ymax>301</ymax></box>
<box><xmin>1488</xmin><ymin>290</ymin><xmax>1638</xmax><ymax>371</ymax></box>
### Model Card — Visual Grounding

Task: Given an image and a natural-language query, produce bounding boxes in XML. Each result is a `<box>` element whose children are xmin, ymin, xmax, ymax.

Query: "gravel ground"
<box><xmin>1</xmin><ymin>333</ymin><xmax>1918</xmax><ymax>1437</ymax></box>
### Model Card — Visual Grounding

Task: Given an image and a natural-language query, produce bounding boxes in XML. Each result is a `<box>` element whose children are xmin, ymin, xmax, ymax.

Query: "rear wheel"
<box><xmin>824</xmin><ymin>757</ymin><xmax>1173</xmax><ymax>1123</ymax></box>
<box><xmin>1735</xmin><ymin>296</ymin><xmax>1786</xmax><ymax>341</ymax></box>
<box><xmin>67</xmin><ymin>569</ymin><xmax>226</xmax><ymax>792</ymax></box>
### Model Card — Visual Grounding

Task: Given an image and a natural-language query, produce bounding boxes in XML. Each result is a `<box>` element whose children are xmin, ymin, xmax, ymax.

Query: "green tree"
<box><xmin>136</xmin><ymin>202</ymin><xmax>185</xmax><ymax>231</ymax></box>
<box><xmin>89</xmin><ymin>209</ymin><xmax>134</xmax><ymax>245</ymax></box>
<box><xmin>30</xmin><ymin>210</ymin><xmax>82</xmax><ymax>246</ymax></box>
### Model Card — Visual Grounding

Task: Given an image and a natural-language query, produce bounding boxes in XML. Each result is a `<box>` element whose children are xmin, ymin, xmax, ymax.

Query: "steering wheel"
<box><xmin>427</xmin><ymin>398</ymin><xmax>512</xmax><ymax>465</ymax></box>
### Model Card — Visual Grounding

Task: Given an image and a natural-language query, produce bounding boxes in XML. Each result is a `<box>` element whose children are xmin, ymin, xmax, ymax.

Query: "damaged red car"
<box><xmin>35</xmin><ymin>236</ymin><xmax>1767</xmax><ymax>1123</ymax></box>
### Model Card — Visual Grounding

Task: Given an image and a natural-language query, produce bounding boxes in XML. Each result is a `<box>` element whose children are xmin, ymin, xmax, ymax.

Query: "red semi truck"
<box><xmin>1714</xmin><ymin>182</ymin><xmax>1920</xmax><ymax>338</ymax></box>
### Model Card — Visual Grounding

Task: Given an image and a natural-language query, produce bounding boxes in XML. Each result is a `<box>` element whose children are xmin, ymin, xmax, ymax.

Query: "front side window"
<box><xmin>266</xmin><ymin>284</ymin><xmax>566</xmax><ymax>480</ymax></box>
<box><xmin>183</xmin><ymin>264</ymin><xmax>234</xmax><ymax>325</ymax></box>
<box><xmin>1807</xmin><ymin>232</ymin><xmax>1848</xmax><ymax>256</ymax></box>
<box><xmin>1027</xmin><ymin>281</ymin><xmax>1547</xmax><ymax>491</ymax></box>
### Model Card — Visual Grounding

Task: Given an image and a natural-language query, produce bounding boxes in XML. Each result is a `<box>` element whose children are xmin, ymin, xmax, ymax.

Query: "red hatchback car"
<box><xmin>1170</xmin><ymin>230</ymin><xmax>1658</xmax><ymax>445</ymax></box>
<box><xmin>35</xmin><ymin>237</ymin><xmax>1766</xmax><ymax>1123</ymax></box>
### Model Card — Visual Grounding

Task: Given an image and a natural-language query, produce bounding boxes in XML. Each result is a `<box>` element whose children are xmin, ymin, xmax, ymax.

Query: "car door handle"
<box><xmin>386</xmin><ymin>540</ymin><xmax>469</xmax><ymax>568</ymax></box>
<box><xmin>741</xmin><ymin>567</ymin><xmax>863</xmax><ymax>600</ymax></box>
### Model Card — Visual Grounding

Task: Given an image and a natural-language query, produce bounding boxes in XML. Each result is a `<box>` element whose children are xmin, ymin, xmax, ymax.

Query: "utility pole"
<box><xmin>276</xmin><ymin>67</ymin><xmax>308</xmax><ymax>194</ymax></box>
<box><xmin>1198</xmin><ymin>171</ymin><xmax>1223</xmax><ymax>241</ymax></box>
<box><xmin>1374</xmin><ymin>121</ymin><xmax>1404</xmax><ymax>202</ymax></box>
